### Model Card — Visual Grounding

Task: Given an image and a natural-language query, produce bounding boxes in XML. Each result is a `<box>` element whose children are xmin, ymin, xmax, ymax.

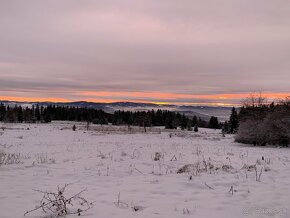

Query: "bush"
<box><xmin>236</xmin><ymin>99</ymin><xmax>290</xmax><ymax>146</ymax></box>
<box><xmin>0</xmin><ymin>151</ymin><xmax>22</xmax><ymax>166</ymax></box>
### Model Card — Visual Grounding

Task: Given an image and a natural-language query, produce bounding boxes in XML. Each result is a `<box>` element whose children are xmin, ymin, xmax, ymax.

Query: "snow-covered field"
<box><xmin>0</xmin><ymin>122</ymin><xmax>289</xmax><ymax>218</ymax></box>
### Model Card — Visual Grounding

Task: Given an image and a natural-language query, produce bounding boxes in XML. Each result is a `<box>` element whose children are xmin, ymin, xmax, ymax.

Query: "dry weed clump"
<box><xmin>34</xmin><ymin>153</ymin><xmax>56</xmax><ymax>165</ymax></box>
<box><xmin>177</xmin><ymin>160</ymin><xmax>235</xmax><ymax>175</ymax></box>
<box><xmin>114</xmin><ymin>192</ymin><xmax>144</xmax><ymax>212</ymax></box>
<box><xmin>24</xmin><ymin>184</ymin><xmax>93</xmax><ymax>217</ymax></box>
<box><xmin>0</xmin><ymin>151</ymin><xmax>22</xmax><ymax>166</ymax></box>
<box><xmin>153</xmin><ymin>152</ymin><xmax>162</xmax><ymax>161</ymax></box>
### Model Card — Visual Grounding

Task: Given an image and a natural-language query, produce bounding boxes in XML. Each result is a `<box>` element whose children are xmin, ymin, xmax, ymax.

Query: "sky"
<box><xmin>1</xmin><ymin>0</ymin><xmax>290</xmax><ymax>106</ymax></box>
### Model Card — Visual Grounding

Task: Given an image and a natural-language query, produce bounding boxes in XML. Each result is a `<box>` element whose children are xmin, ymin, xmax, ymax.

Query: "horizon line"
<box><xmin>0</xmin><ymin>91</ymin><xmax>289</xmax><ymax>107</ymax></box>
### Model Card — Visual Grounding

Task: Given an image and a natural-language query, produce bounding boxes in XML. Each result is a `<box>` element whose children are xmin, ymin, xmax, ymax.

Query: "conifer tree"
<box><xmin>228</xmin><ymin>107</ymin><xmax>239</xmax><ymax>133</ymax></box>
<box><xmin>180</xmin><ymin>114</ymin><xmax>187</xmax><ymax>130</ymax></box>
<box><xmin>209</xmin><ymin>116</ymin><xmax>219</xmax><ymax>129</ymax></box>
<box><xmin>194</xmin><ymin>124</ymin><xmax>198</xmax><ymax>132</ymax></box>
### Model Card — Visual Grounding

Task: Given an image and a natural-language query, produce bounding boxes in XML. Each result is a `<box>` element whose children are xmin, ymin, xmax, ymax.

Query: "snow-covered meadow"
<box><xmin>0</xmin><ymin>121</ymin><xmax>289</xmax><ymax>218</ymax></box>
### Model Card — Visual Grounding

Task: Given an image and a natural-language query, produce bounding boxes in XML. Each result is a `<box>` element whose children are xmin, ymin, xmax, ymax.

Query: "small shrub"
<box><xmin>153</xmin><ymin>152</ymin><xmax>162</xmax><ymax>161</ymax></box>
<box><xmin>34</xmin><ymin>153</ymin><xmax>56</xmax><ymax>165</ymax></box>
<box><xmin>177</xmin><ymin>161</ymin><xmax>235</xmax><ymax>175</ymax></box>
<box><xmin>24</xmin><ymin>184</ymin><xmax>93</xmax><ymax>217</ymax></box>
<box><xmin>0</xmin><ymin>151</ymin><xmax>22</xmax><ymax>166</ymax></box>
<box><xmin>177</xmin><ymin>164</ymin><xmax>195</xmax><ymax>174</ymax></box>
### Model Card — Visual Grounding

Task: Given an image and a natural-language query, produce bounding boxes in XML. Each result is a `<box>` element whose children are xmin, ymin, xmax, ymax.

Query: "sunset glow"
<box><xmin>1</xmin><ymin>91</ymin><xmax>289</xmax><ymax>106</ymax></box>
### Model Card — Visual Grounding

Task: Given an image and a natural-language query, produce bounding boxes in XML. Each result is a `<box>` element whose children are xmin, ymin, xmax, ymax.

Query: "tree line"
<box><xmin>0</xmin><ymin>104</ymin><xmax>110</xmax><ymax>124</ymax></box>
<box><xmin>0</xmin><ymin>104</ymin><xmax>221</xmax><ymax>130</ymax></box>
<box><xmin>112</xmin><ymin>110</ymin><xmax>220</xmax><ymax>130</ymax></box>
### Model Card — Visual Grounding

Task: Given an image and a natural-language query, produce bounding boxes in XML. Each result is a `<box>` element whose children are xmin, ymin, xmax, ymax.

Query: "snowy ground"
<box><xmin>0</xmin><ymin>121</ymin><xmax>289</xmax><ymax>218</ymax></box>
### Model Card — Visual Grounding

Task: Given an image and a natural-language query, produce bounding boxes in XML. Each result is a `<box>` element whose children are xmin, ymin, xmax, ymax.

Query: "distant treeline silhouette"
<box><xmin>0</xmin><ymin>104</ymin><xmax>221</xmax><ymax>130</ymax></box>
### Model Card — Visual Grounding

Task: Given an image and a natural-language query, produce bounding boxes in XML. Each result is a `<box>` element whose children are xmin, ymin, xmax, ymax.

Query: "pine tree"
<box><xmin>0</xmin><ymin>103</ymin><xmax>6</xmax><ymax>121</ymax></box>
<box><xmin>194</xmin><ymin>124</ymin><xmax>198</xmax><ymax>132</ymax></box>
<box><xmin>17</xmin><ymin>106</ymin><xmax>24</xmax><ymax>123</ymax></box>
<box><xmin>209</xmin><ymin>116</ymin><xmax>219</xmax><ymax>129</ymax></box>
<box><xmin>180</xmin><ymin>114</ymin><xmax>187</xmax><ymax>130</ymax></box>
<box><xmin>228</xmin><ymin>107</ymin><xmax>239</xmax><ymax>133</ymax></box>
<box><xmin>187</xmin><ymin>120</ymin><xmax>192</xmax><ymax>131</ymax></box>
<box><xmin>222</xmin><ymin>121</ymin><xmax>229</xmax><ymax>134</ymax></box>
<box><xmin>192</xmin><ymin>116</ymin><xmax>197</xmax><ymax>126</ymax></box>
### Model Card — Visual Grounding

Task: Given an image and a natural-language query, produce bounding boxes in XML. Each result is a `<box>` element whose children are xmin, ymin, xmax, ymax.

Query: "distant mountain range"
<box><xmin>0</xmin><ymin>100</ymin><xmax>235</xmax><ymax>121</ymax></box>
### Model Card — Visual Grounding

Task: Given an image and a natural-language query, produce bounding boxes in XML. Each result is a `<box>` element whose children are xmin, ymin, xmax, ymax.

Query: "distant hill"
<box><xmin>0</xmin><ymin>100</ymin><xmax>234</xmax><ymax>121</ymax></box>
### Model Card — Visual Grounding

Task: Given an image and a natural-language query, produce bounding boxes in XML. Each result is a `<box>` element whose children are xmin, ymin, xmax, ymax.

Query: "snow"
<box><xmin>0</xmin><ymin>121</ymin><xmax>289</xmax><ymax>218</ymax></box>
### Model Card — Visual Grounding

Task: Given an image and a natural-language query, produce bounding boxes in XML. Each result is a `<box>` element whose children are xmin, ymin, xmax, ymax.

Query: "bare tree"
<box><xmin>241</xmin><ymin>92</ymin><xmax>267</xmax><ymax>108</ymax></box>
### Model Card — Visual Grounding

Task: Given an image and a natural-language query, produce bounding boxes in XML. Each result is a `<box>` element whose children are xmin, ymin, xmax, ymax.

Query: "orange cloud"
<box><xmin>1</xmin><ymin>92</ymin><xmax>289</xmax><ymax>106</ymax></box>
<box><xmin>0</xmin><ymin>96</ymin><xmax>70</xmax><ymax>103</ymax></box>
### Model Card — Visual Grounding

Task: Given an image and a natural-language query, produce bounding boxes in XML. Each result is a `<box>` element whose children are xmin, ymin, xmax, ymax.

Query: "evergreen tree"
<box><xmin>0</xmin><ymin>103</ymin><xmax>5</xmax><ymax>121</ymax></box>
<box><xmin>180</xmin><ymin>114</ymin><xmax>187</xmax><ymax>130</ymax></box>
<box><xmin>187</xmin><ymin>120</ymin><xmax>192</xmax><ymax>131</ymax></box>
<box><xmin>17</xmin><ymin>106</ymin><xmax>23</xmax><ymax>123</ymax></box>
<box><xmin>209</xmin><ymin>116</ymin><xmax>219</xmax><ymax>129</ymax></box>
<box><xmin>194</xmin><ymin>124</ymin><xmax>198</xmax><ymax>132</ymax></box>
<box><xmin>165</xmin><ymin>116</ymin><xmax>174</xmax><ymax>129</ymax></box>
<box><xmin>35</xmin><ymin>105</ymin><xmax>41</xmax><ymax>122</ymax></box>
<box><xmin>228</xmin><ymin>107</ymin><xmax>239</xmax><ymax>133</ymax></box>
<box><xmin>43</xmin><ymin>108</ymin><xmax>52</xmax><ymax>123</ymax></box>
<box><xmin>222</xmin><ymin>121</ymin><xmax>229</xmax><ymax>134</ymax></box>
<box><xmin>192</xmin><ymin>115</ymin><xmax>197</xmax><ymax>126</ymax></box>
<box><xmin>6</xmin><ymin>106</ymin><xmax>15</xmax><ymax>122</ymax></box>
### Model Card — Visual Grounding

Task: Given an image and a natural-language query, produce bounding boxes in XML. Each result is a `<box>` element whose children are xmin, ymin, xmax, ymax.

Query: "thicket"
<box><xmin>235</xmin><ymin>96</ymin><xmax>290</xmax><ymax>146</ymax></box>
